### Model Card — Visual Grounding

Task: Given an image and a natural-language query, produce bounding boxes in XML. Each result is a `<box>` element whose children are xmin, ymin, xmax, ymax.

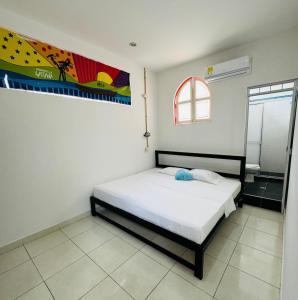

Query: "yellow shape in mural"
<box><xmin>27</xmin><ymin>40</ymin><xmax>78</xmax><ymax>81</ymax></box>
<box><xmin>97</xmin><ymin>71</ymin><xmax>113</xmax><ymax>84</ymax></box>
<box><xmin>0</xmin><ymin>28</ymin><xmax>52</xmax><ymax>67</ymax></box>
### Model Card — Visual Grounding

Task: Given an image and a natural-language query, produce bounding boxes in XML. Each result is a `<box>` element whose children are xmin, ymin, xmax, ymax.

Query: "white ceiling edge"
<box><xmin>1</xmin><ymin>4</ymin><xmax>298</xmax><ymax>73</ymax></box>
<box><xmin>0</xmin><ymin>7</ymin><xmax>150</xmax><ymax>74</ymax></box>
<box><xmin>157</xmin><ymin>24</ymin><xmax>298</xmax><ymax>74</ymax></box>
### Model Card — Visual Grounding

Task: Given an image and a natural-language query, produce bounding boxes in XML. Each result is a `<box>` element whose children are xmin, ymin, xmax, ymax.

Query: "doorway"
<box><xmin>243</xmin><ymin>80</ymin><xmax>297</xmax><ymax>211</ymax></box>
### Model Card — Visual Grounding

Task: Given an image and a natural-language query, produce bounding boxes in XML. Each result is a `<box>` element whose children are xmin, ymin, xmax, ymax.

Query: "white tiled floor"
<box><xmin>0</xmin><ymin>205</ymin><xmax>283</xmax><ymax>300</ymax></box>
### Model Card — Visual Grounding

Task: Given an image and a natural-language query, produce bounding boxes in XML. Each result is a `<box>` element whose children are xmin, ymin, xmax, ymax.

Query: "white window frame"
<box><xmin>175</xmin><ymin>77</ymin><xmax>211</xmax><ymax>125</ymax></box>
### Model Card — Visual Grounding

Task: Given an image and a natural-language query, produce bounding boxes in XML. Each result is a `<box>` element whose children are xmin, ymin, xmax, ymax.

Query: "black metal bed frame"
<box><xmin>90</xmin><ymin>150</ymin><xmax>246</xmax><ymax>279</ymax></box>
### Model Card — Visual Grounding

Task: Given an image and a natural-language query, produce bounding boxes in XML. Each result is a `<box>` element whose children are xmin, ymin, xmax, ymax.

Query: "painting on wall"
<box><xmin>0</xmin><ymin>27</ymin><xmax>131</xmax><ymax>105</ymax></box>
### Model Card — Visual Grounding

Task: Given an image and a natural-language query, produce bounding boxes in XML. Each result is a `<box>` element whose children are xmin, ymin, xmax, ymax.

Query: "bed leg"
<box><xmin>194</xmin><ymin>245</ymin><xmax>204</xmax><ymax>279</ymax></box>
<box><xmin>90</xmin><ymin>196</ymin><xmax>96</xmax><ymax>216</ymax></box>
<box><xmin>238</xmin><ymin>198</ymin><xmax>243</xmax><ymax>208</ymax></box>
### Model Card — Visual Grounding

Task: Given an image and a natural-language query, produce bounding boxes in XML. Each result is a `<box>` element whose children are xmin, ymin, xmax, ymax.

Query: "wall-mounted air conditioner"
<box><xmin>204</xmin><ymin>56</ymin><xmax>251</xmax><ymax>83</ymax></box>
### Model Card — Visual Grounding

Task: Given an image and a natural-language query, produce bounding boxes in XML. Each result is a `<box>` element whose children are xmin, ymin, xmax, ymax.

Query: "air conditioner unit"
<box><xmin>204</xmin><ymin>56</ymin><xmax>251</xmax><ymax>83</ymax></box>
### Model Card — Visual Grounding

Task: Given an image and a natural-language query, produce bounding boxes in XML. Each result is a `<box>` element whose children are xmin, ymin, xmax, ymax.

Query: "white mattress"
<box><xmin>93</xmin><ymin>168</ymin><xmax>240</xmax><ymax>244</ymax></box>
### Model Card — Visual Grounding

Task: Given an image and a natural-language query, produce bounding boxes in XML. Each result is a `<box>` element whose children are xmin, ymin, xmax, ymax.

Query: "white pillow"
<box><xmin>190</xmin><ymin>169</ymin><xmax>223</xmax><ymax>184</ymax></box>
<box><xmin>159</xmin><ymin>167</ymin><xmax>187</xmax><ymax>176</ymax></box>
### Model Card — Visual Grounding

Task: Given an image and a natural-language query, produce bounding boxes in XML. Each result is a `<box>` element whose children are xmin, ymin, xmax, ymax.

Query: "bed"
<box><xmin>90</xmin><ymin>150</ymin><xmax>246</xmax><ymax>279</ymax></box>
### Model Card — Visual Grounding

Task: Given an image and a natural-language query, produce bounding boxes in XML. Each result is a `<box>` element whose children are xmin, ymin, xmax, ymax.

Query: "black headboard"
<box><xmin>155</xmin><ymin>150</ymin><xmax>246</xmax><ymax>188</ymax></box>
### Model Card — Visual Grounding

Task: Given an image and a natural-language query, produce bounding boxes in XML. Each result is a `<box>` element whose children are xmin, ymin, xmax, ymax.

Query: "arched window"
<box><xmin>174</xmin><ymin>77</ymin><xmax>211</xmax><ymax>124</ymax></box>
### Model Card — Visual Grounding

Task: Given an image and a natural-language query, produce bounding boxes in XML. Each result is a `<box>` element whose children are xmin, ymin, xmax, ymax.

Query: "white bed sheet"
<box><xmin>93</xmin><ymin>168</ymin><xmax>240</xmax><ymax>244</ymax></box>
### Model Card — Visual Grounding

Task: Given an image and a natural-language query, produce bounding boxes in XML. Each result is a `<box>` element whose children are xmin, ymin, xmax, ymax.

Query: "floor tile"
<box><xmin>61</xmin><ymin>218</ymin><xmax>98</xmax><ymax>238</ymax></box>
<box><xmin>246</xmin><ymin>215</ymin><xmax>283</xmax><ymax>237</ymax></box>
<box><xmin>89</xmin><ymin>237</ymin><xmax>138</xmax><ymax>274</ymax></box>
<box><xmin>116</xmin><ymin>230</ymin><xmax>145</xmax><ymax>249</ymax></box>
<box><xmin>0</xmin><ymin>261</ymin><xmax>42</xmax><ymax>300</ymax></box>
<box><xmin>111</xmin><ymin>251</ymin><xmax>168</xmax><ymax>300</ymax></box>
<box><xmin>239</xmin><ymin>227</ymin><xmax>282</xmax><ymax>257</ymax></box>
<box><xmin>96</xmin><ymin>219</ymin><xmax>121</xmax><ymax>234</ymax></box>
<box><xmin>33</xmin><ymin>240</ymin><xmax>84</xmax><ymax>279</ymax></box>
<box><xmin>0</xmin><ymin>246</ymin><xmax>29</xmax><ymax>275</ymax></box>
<box><xmin>22</xmin><ymin>226</ymin><xmax>61</xmax><ymax>246</ymax></box>
<box><xmin>71</xmin><ymin>226</ymin><xmax>114</xmax><ymax>253</ymax></box>
<box><xmin>81</xmin><ymin>277</ymin><xmax>133</xmax><ymax>300</ymax></box>
<box><xmin>0</xmin><ymin>240</ymin><xmax>23</xmax><ymax>256</ymax></box>
<box><xmin>89</xmin><ymin>214</ymin><xmax>106</xmax><ymax>224</ymax></box>
<box><xmin>95</xmin><ymin>209</ymin><xmax>134</xmax><ymax>228</ymax></box>
<box><xmin>60</xmin><ymin>214</ymin><xmax>90</xmax><ymax>228</ymax></box>
<box><xmin>91</xmin><ymin>216</ymin><xmax>125</xmax><ymax>235</ymax></box>
<box><xmin>128</xmin><ymin>222</ymin><xmax>158</xmax><ymax>240</ymax></box>
<box><xmin>229</xmin><ymin>244</ymin><xmax>282</xmax><ymax>287</ymax></box>
<box><xmin>0</xmin><ymin>206</ymin><xmax>284</xmax><ymax>300</ymax></box>
<box><xmin>141</xmin><ymin>244</ymin><xmax>176</xmax><ymax>269</ymax></box>
<box><xmin>241</xmin><ymin>205</ymin><xmax>253</xmax><ymax>215</ymax></box>
<box><xmin>99</xmin><ymin>210</ymin><xmax>135</xmax><ymax>229</ymax></box>
<box><xmin>16</xmin><ymin>283</ymin><xmax>53</xmax><ymax>300</ymax></box>
<box><xmin>229</xmin><ymin>209</ymin><xmax>249</xmax><ymax>226</ymax></box>
<box><xmin>25</xmin><ymin>231</ymin><xmax>68</xmax><ymax>258</ymax></box>
<box><xmin>206</xmin><ymin>236</ymin><xmax>236</xmax><ymax>263</ymax></box>
<box><xmin>46</xmin><ymin>256</ymin><xmax>106</xmax><ymax>300</ymax></box>
<box><xmin>250</xmin><ymin>207</ymin><xmax>283</xmax><ymax>223</ymax></box>
<box><xmin>172</xmin><ymin>251</ymin><xmax>226</xmax><ymax>296</ymax></box>
<box><xmin>152</xmin><ymin>235</ymin><xmax>187</xmax><ymax>256</ymax></box>
<box><xmin>216</xmin><ymin>220</ymin><xmax>244</xmax><ymax>242</ymax></box>
<box><xmin>215</xmin><ymin>266</ymin><xmax>280</xmax><ymax>300</ymax></box>
<box><xmin>102</xmin><ymin>223</ymin><xmax>146</xmax><ymax>249</ymax></box>
<box><xmin>148</xmin><ymin>271</ymin><xmax>212</xmax><ymax>300</ymax></box>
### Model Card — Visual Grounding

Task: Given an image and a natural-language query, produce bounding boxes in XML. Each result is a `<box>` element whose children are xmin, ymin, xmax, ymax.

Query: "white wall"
<box><xmin>0</xmin><ymin>9</ymin><xmax>157</xmax><ymax>247</ymax></box>
<box><xmin>156</xmin><ymin>26</ymin><xmax>298</xmax><ymax>155</ymax></box>
<box><xmin>281</xmin><ymin>106</ymin><xmax>298</xmax><ymax>300</ymax></box>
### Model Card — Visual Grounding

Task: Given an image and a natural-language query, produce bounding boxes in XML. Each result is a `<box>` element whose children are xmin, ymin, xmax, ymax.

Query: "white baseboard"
<box><xmin>0</xmin><ymin>211</ymin><xmax>90</xmax><ymax>255</ymax></box>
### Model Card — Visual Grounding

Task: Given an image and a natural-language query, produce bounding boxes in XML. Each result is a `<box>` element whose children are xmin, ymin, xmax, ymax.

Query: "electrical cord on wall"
<box><xmin>143</xmin><ymin>67</ymin><xmax>151</xmax><ymax>150</ymax></box>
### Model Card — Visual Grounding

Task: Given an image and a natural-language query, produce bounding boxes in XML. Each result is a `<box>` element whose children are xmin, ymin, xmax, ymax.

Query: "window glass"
<box><xmin>283</xmin><ymin>82</ymin><xmax>294</xmax><ymax>89</ymax></box>
<box><xmin>260</xmin><ymin>86</ymin><xmax>271</xmax><ymax>93</ymax></box>
<box><xmin>174</xmin><ymin>77</ymin><xmax>210</xmax><ymax>124</ymax></box>
<box><xmin>249</xmin><ymin>91</ymin><xmax>293</xmax><ymax>101</ymax></box>
<box><xmin>195</xmin><ymin>100</ymin><xmax>210</xmax><ymax>119</ymax></box>
<box><xmin>249</xmin><ymin>81</ymin><xmax>294</xmax><ymax>96</ymax></box>
<box><xmin>271</xmin><ymin>84</ymin><xmax>282</xmax><ymax>91</ymax></box>
<box><xmin>178</xmin><ymin>102</ymin><xmax>191</xmax><ymax>121</ymax></box>
<box><xmin>178</xmin><ymin>80</ymin><xmax>191</xmax><ymax>102</ymax></box>
<box><xmin>249</xmin><ymin>88</ymin><xmax>259</xmax><ymax>95</ymax></box>
<box><xmin>195</xmin><ymin>80</ymin><xmax>210</xmax><ymax>99</ymax></box>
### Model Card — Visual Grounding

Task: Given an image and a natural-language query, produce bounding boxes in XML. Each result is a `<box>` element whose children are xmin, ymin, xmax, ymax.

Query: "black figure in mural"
<box><xmin>47</xmin><ymin>54</ymin><xmax>72</xmax><ymax>81</ymax></box>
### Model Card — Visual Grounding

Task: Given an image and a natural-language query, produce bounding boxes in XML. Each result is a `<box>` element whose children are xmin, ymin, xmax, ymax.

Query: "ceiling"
<box><xmin>1</xmin><ymin>0</ymin><xmax>298</xmax><ymax>71</ymax></box>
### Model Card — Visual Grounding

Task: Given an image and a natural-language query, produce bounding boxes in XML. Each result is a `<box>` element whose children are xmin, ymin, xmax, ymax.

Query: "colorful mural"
<box><xmin>0</xmin><ymin>27</ymin><xmax>131</xmax><ymax>105</ymax></box>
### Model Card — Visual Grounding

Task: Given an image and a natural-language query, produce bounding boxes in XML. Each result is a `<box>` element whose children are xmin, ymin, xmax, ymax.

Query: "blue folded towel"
<box><xmin>175</xmin><ymin>169</ymin><xmax>193</xmax><ymax>181</ymax></box>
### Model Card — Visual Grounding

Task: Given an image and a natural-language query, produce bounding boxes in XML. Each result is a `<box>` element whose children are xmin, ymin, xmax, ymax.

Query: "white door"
<box><xmin>261</xmin><ymin>100</ymin><xmax>292</xmax><ymax>173</ymax></box>
<box><xmin>282</xmin><ymin>84</ymin><xmax>298</xmax><ymax>212</ymax></box>
<box><xmin>246</xmin><ymin>104</ymin><xmax>263</xmax><ymax>165</ymax></box>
